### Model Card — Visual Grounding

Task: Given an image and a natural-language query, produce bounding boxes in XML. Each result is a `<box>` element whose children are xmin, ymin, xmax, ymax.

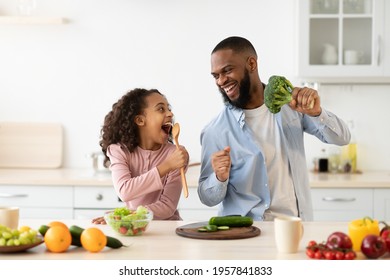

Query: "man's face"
<box><xmin>211</xmin><ymin>49</ymin><xmax>251</xmax><ymax>109</ymax></box>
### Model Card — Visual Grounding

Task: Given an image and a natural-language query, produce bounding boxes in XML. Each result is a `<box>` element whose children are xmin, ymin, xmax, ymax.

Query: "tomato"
<box><xmin>344</xmin><ymin>251</ymin><xmax>357</xmax><ymax>260</ymax></box>
<box><xmin>324</xmin><ymin>250</ymin><xmax>336</xmax><ymax>260</ymax></box>
<box><xmin>306</xmin><ymin>248</ymin><xmax>316</xmax><ymax>259</ymax></box>
<box><xmin>119</xmin><ymin>226</ymin><xmax>128</xmax><ymax>235</ymax></box>
<box><xmin>307</xmin><ymin>240</ymin><xmax>317</xmax><ymax>247</ymax></box>
<box><xmin>335</xmin><ymin>251</ymin><xmax>345</xmax><ymax>260</ymax></box>
<box><xmin>314</xmin><ymin>250</ymin><xmax>323</xmax><ymax>259</ymax></box>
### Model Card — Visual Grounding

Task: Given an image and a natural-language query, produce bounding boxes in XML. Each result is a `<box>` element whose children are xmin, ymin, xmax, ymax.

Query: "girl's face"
<box><xmin>136</xmin><ymin>92</ymin><xmax>174</xmax><ymax>150</ymax></box>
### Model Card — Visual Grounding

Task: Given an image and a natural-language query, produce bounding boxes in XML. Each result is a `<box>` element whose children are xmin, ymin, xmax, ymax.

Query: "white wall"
<box><xmin>1</xmin><ymin>0</ymin><xmax>389</xmax><ymax>171</ymax></box>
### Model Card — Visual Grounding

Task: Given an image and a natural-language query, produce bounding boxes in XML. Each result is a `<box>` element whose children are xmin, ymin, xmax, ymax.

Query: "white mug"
<box><xmin>0</xmin><ymin>207</ymin><xmax>19</xmax><ymax>229</ymax></box>
<box><xmin>274</xmin><ymin>215</ymin><xmax>304</xmax><ymax>253</ymax></box>
<box><xmin>344</xmin><ymin>50</ymin><xmax>364</xmax><ymax>65</ymax></box>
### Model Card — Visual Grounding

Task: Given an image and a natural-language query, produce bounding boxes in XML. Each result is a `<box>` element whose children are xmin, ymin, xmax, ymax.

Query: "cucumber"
<box><xmin>69</xmin><ymin>225</ymin><xmax>125</xmax><ymax>249</ymax></box>
<box><xmin>68</xmin><ymin>225</ymin><xmax>83</xmax><ymax>247</ymax></box>
<box><xmin>209</xmin><ymin>215</ymin><xmax>253</xmax><ymax>227</ymax></box>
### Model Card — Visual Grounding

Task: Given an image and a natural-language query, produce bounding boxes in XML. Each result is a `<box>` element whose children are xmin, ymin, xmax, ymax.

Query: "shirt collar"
<box><xmin>227</xmin><ymin>104</ymin><xmax>245</xmax><ymax>129</ymax></box>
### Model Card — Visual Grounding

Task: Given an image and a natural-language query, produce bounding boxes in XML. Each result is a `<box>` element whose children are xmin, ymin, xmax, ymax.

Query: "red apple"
<box><xmin>326</xmin><ymin>231</ymin><xmax>353</xmax><ymax>250</ymax></box>
<box><xmin>361</xmin><ymin>234</ymin><xmax>387</xmax><ymax>259</ymax></box>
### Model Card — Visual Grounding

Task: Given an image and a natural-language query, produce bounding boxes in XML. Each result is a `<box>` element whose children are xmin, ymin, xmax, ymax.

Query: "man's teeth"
<box><xmin>224</xmin><ymin>85</ymin><xmax>235</xmax><ymax>93</ymax></box>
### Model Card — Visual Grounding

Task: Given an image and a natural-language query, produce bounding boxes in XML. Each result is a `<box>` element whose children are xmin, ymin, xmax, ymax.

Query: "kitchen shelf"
<box><xmin>0</xmin><ymin>16</ymin><xmax>67</xmax><ymax>25</ymax></box>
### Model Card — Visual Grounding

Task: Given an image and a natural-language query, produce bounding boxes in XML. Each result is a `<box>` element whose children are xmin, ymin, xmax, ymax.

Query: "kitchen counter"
<box><xmin>1</xmin><ymin>219</ymin><xmax>389</xmax><ymax>260</ymax></box>
<box><xmin>1</xmin><ymin>166</ymin><xmax>390</xmax><ymax>188</ymax></box>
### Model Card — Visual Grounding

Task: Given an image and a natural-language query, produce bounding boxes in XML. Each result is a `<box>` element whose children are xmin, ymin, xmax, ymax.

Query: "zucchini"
<box><xmin>208</xmin><ymin>215</ymin><xmax>253</xmax><ymax>227</ymax></box>
<box><xmin>69</xmin><ymin>225</ymin><xmax>125</xmax><ymax>249</ymax></box>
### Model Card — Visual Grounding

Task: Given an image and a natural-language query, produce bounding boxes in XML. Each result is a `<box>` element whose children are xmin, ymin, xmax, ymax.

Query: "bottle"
<box><xmin>342</xmin><ymin>120</ymin><xmax>357</xmax><ymax>173</ymax></box>
<box><xmin>318</xmin><ymin>148</ymin><xmax>329</xmax><ymax>173</ymax></box>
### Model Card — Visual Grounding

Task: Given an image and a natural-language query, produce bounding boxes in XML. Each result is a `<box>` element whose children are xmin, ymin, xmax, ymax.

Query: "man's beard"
<box><xmin>219</xmin><ymin>70</ymin><xmax>251</xmax><ymax>109</ymax></box>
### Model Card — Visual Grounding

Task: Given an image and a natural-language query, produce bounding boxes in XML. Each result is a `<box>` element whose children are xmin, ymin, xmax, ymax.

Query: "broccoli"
<box><xmin>264</xmin><ymin>75</ymin><xmax>295</xmax><ymax>114</ymax></box>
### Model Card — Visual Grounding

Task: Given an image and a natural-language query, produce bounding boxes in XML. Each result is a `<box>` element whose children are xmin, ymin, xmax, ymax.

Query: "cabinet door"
<box><xmin>178</xmin><ymin>188</ymin><xmax>218</xmax><ymax>221</ymax></box>
<box><xmin>297</xmin><ymin>0</ymin><xmax>386</xmax><ymax>82</ymax></box>
<box><xmin>73</xmin><ymin>186</ymin><xmax>124</xmax><ymax>209</ymax></box>
<box><xmin>373</xmin><ymin>189</ymin><xmax>390</xmax><ymax>221</ymax></box>
<box><xmin>311</xmin><ymin>188</ymin><xmax>373</xmax><ymax>221</ymax></box>
<box><xmin>0</xmin><ymin>185</ymin><xmax>73</xmax><ymax>219</ymax></box>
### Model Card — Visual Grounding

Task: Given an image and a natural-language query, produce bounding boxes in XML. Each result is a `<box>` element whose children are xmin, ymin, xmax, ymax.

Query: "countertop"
<box><xmin>1</xmin><ymin>165</ymin><xmax>390</xmax><ymax>188</ymax></box>
<box><xmin>1</xmin><ymin>219</ymin><xmax>389</xmax><ymax>260</ymax></box>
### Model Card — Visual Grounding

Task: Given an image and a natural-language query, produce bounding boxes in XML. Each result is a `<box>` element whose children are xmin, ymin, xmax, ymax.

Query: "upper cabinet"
<box><xmin>296</xmin><ymin>0</ymin><xmax>390</xmax><ymax>83</ymax></box>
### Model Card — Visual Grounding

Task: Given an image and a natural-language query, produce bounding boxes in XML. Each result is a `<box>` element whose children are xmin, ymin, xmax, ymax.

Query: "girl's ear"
<box><xmin>134</xmin><ymin>115</ymin><xmax>145</xmax><ymax>126</ymax></box>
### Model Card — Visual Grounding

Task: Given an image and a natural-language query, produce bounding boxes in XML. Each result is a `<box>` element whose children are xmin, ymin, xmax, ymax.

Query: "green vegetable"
<box><xmin>209</xmin><ymin>215</ymin><xmax>253</xmax><ymax>227</ymax></box>
<box><xmin>217</xmin><ymin>226</ymin><xmax>230</xmax><ymax>230</ymax></box>
<box><xmin>205</xmin><ymin>225</ymin><xmax>218</xmax><ymax>232</ymax></box>
<box><xmin>264</xmin><ymin>75</ymin><xmax>295</xmax><ymax>114</ymax></box>
<box><xmin>113</xmin><ymin>207</ymin><xmax>131</xmax><ymax>216</ymax></box>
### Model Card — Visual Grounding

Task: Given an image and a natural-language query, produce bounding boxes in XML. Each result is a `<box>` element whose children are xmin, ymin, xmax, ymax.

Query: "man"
<box><xmin>198</xmin><ymin>36</ymin><xmax>350</xmax><ymax>221</ymax></box>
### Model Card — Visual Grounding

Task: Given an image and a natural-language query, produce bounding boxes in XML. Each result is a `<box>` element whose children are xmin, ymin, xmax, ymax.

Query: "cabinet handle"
<box><xmin>322</xmin><ymin>196</ymin><xmax>356</xmax><ymax>202</ymax></box>
<box><xmin>96</xmin><ymin>193</ymin><xmax>103</xmax><ymax>201</ymax></box>
<box><xmin>0</xmin><ymin>193</ymin><xmax>28</xmax><ymax>198</ymax></box>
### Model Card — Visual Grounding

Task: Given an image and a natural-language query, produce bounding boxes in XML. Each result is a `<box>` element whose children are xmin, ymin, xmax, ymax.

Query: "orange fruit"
<box><xmin>44</xmin><ymin>226</ymin><xmax>72</xmax><ymax>253</ymax></box>
<box><xmin>48</xmin><ymin>221</ymin><xmax>68</xmax><ymax>229</ymax></box>
<box><xmin>80</xmin><ymin>227</ymin><xmax>107</xmax><ymax>253</ymax></box>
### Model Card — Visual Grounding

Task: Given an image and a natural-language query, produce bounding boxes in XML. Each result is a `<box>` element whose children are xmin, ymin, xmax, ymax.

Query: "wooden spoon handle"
<box><xmin>180</xmin><ymin>167</ymin><xmax>188</xmax><ymax>198</ymax></box>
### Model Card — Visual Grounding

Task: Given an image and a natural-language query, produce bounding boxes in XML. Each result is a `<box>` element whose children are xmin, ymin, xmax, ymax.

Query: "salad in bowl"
<box><xmin>104</xmin><ymin>206</ymin><xmax>153</xmax><ymax>236</ymax></box>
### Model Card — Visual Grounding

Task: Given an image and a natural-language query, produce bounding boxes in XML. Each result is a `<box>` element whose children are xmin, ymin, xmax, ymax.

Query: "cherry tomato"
<box><xmin>344</xmin><ymin>251</ymin><xmax>357</xmax><ymax>260</ymax></box>
<box><xmin>307</xmin><ymin>240</ymin><xmax>317</xmax><ymax>247</ymax></box>
<box><xmin>324</xmin><ymin>250</ymin><xmax>336</xmax><ymax>260</ymax></box>
<box><xmin>314</xmin><ymin>250</ymin><xmax>323</xmax><ymax>259</ymax></box>
<box><xmin>306</xmin><ymin>248</ymin><xmax>316</xmax><ymax>259</ymax></box>
<box><xmin>335</xmin><ymin>251</ymin><xmax>345</xmax><ymax>260</ymax></box>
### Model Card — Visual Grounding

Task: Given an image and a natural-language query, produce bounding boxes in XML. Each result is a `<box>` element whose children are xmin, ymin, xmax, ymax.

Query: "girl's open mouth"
<box><xmin>161</xmin><ymin>123</ymin><xmax>172</xmax><ymax>135</ymax></box>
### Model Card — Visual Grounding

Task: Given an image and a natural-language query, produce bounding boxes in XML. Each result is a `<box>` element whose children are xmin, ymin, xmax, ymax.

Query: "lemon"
<box><xmin>19</xmin><ymin>226</ymin><xmax>31</xmax><ymax>232</ymax></box>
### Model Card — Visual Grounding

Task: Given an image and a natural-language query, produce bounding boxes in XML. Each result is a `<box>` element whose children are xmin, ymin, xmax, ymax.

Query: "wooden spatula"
<box><xmin>171</xmin><ymin>123</ymin><xmax>189</xmax><ymax>198</ymax></box>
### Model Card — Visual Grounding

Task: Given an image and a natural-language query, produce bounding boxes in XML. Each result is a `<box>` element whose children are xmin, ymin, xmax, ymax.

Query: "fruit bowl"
<box><xmin>104</xmin><ymin>207</ymin><xmax>153</xmax><ymax>236</ymax></box>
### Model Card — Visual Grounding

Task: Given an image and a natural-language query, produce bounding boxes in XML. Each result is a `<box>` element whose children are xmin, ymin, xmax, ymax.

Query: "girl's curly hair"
<box><xmin>99</xmin><ymin>88</ymin><xmax>163</xmax><ymax>164</ymax></box>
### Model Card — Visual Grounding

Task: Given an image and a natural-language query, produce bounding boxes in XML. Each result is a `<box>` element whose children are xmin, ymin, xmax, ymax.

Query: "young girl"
<box><xmin>92</xmin><ymin>88</ymin><xmax>189</xmax><ymax>223</ymax></box>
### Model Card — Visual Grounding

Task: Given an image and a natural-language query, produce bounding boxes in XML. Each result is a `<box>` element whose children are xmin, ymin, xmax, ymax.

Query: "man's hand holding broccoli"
<box><xmin>264</xmin><ymin>75</ymin><xmax>321</xmax><ymax>116</ymax></box>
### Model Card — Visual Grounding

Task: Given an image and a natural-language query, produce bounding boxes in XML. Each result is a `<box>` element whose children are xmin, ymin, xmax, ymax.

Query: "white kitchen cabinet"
<box><xmin>311</xmin><ymin>188</ymin><xmax>373</xmax><ymax>221</ymax></box>
<box><xmin>0</xmin><ymin>185</ymin><xmax>73</xmax><ymax>219</ymax></box>
<box><xmin>373</xmin><ymin>189</ymin><xmax>390</xmax><ymax>221</ymax></box>
<box><xmin>296</xmin><ymin>0</ymin><xmax>390</xmax><ymax>83</ymax></box>
<box><xmin>73</xmin><ymin>186</ymin><xmax>125</xmax><ymax>219</ymax></box>
<box><xmin>178</xmin><ymin>187</ymin><xmax>219</xmax><ymax>221</ymax></box>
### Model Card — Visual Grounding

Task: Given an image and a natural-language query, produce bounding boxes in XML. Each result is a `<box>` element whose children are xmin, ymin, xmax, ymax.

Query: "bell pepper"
<box><xmin>348</xmin><ymin>216</ymin><xmax>380</xmax><ymax>251</ymax></box>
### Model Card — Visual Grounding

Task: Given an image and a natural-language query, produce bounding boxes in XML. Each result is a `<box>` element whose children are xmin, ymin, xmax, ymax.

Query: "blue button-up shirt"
<box><xmin>198</xmin><ymin>104</ymin><xmax>350</xmax><ymax>221</ymax></box>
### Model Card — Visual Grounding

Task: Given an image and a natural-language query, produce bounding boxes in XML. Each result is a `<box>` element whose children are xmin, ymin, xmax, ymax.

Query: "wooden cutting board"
<box><xmin>176</xmin><ymin>222</ymin><xmax>261</xmax><ymax>240</ymax></box>
<box><xmin>0</xmin><ymin>122</ymin><xmax>63</xmax><ymax>168</ymax></box>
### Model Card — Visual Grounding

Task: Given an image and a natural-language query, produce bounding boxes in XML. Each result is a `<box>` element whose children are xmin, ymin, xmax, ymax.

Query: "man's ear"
<box><xmin>134</xmin><ymin>115</ymin><xmax>145</xmax><ymax>126</ymax></box>
<box><xmin>247</xmin><ymin>56</ymin><xmax>257</xmax><ymax>72</ymax></box>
